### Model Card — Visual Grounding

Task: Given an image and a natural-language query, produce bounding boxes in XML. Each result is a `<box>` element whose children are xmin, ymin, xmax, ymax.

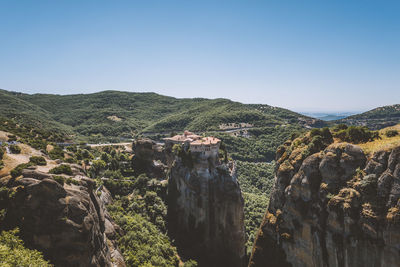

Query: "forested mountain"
<box><xmin>0</xmin><ymin>89</ymin><xmax>322</xmax><ymax>141</ymax></box>
<box><xmin>0</xmin><ymin>90</ymin><xmax>71</xmax><ymax>134</ymax></box>
<box><xmin>336</xmin><ymin>104</ymin><xmax>400</xmax><ymax>129</ymax></box>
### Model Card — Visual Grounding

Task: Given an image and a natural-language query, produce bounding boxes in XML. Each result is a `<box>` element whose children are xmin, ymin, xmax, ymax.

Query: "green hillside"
<box><xmin>0</xmin><ymin>90</ymin><xmax>71</xmax><ymax>134</ymax></box>
<box><xmin>336</xmin><ymin>104</ymin><xmax>400</xmax><ymax>129</ymax></box>
<box><xmin>1</xmin><ymin>89</ymin><xmax>323</xmax><ymax>142</ymax></box>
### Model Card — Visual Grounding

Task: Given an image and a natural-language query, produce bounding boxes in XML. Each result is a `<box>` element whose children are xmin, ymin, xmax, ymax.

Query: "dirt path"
<box><xmin>89</xmin><ymin>142</ymin><xmax>132</xmax><ymax>152</ymax></box>
<box><xmin>0</xmin><ymin>144</ymin><xmax>57</xmax><ymax>178</ymax></box>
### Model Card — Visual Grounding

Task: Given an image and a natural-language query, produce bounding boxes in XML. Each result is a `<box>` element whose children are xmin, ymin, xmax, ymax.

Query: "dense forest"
<box><xmin>0</xmin><ymin>89</ymin><xmax>322</xmax><ymax>142</ymax></box>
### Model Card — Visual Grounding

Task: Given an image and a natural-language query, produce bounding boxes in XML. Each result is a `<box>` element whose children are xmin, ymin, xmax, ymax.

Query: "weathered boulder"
<box><xmin>249</xmin><ymin>143</ymin><xmax>400</xmax><ymax>267</ymax></box>
<box><xmin>1</xmin><ymin>171</ymin><xmax>125</xmax><ymax>267</ymax></box>
<box><xmin>22</xmin><ymin>169</ymin><xmax>53</xmax><ymax>180</ymax></box>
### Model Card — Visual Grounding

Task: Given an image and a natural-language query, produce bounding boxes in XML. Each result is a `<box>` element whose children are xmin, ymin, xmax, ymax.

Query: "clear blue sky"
<box><xmin>0</xmin><ymin>0</ymin><xmax>399</xmax><ymax>112</ymax></box>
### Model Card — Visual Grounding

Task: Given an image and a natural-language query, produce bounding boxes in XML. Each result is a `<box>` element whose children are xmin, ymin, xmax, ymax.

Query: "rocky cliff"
<box><xmin>132</xmin><ymin>138</ymin><xmax>167</xmax><ymax>179</ymax></box>
<box><xmin>0</xmin><ymin>166</ymin><xmax>125</xmax><ymax>267</ymax></box>
<box><xmin>167</xmin><ymin>148</ymin><xmax>246</xmax><ymax>267</ymax></box>
<box><xmin>249</xmin><ymin>138</ymin><xmax>400</xmax><ymax>267</ymax></box>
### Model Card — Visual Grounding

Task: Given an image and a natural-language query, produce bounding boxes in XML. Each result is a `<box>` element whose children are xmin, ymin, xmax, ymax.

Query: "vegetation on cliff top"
<box><xmin>358</xmin><ymin>124</ymin><xmax>400</xmax><ymax>154</ymax></box>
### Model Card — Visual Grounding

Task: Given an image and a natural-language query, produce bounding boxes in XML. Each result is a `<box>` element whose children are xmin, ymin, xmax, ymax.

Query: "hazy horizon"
<box><xmin>1</xmin><ymin>1</ymin><xmax>399</xmax><ymax>112</ymax></box>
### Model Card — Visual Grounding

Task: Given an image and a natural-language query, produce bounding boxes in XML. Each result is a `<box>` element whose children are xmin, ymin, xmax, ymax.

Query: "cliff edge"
<box><xmin>249</xmin><ymin>129</ymin><xmax>400</xmax><ymax>267</ymax></box>
<box><xmin>167</xmin><ymin>143</ymin><xmax>246</xmax><ymax>267</ymax></box>
<box><xmin>0</xmin><ymin>166</ymin><xmax>125</xmax><ymax>267</ymax></box>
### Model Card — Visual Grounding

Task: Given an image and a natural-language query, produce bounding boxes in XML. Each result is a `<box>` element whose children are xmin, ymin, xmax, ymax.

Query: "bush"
<box><xmin>65</xmin><ymin>157</ymin><xmax>76</xmax><ymax>164</ymax></box>
<box><xmin>333</xmin><ymin>126</ymin><xmax>379</xmax><ymax>144</ymax></box>
<box><xmin>333</xmin><ymin>124</ymin><xmax>348</xmax><ymax>131</ymax></box>
<box><xmin>10</xmin><ymin>163</ymin><xmax>32</xmax><ymax>178</ymax></box>
<box><xmin>171</xmin><ymin>144</ymin><xmax>182</xmax><ymax>155</ymax></box>
<box><xmin>53</xmin><ymin>175</ymin><xmax>65</xmax><ymax>185</ymax></box>
<box><xmin>9</xmin><ymin>144</ymin><xmax>21</xmax><ymax>154</ymax></box>
<box><xmin>48</xmin><ymin>145</ymin><xmax>64</xmax><ymax>160</ymax></box>
<box><xmin>89</xmin><ymin>159</ymin><xmax>106</xmax><ymax>177</ymax></box>
<box><xmin>386</xmin><ymin>129</ymin><xmax>398</xmax><ymax>137</ymax></box>
<box><xmin>49</xmin><ymin>164</ymin><xmax>72</xmax><ymax>175</ymax></box>
<box><xmin>7</xmin><ymin>135</ymin><xmax>17</xmax><ymax>142</ymax></box>
<box><xmin>183</xmin><ymin>259</ymin><xmax>198</xmax><ymax>267</ymax></box>
<box><xmin>29</xmin><ymin>156</ymin><xmax>47</xmax><ymax>166</ymax></box>
<box><xmin>310</xmin><ymin>127</ymin><xmax>333</xmax><ymax>143</ymax></box>
<box><xmin>300</xmin><ymin>128</ymin><xmax>334</xmax><ymax>157</ymax></box>
<box><xmin>65</xmin><ymin>177</ymin><xmax>80</xmax><ymax>185</ymax></box>
<box><xmin>0</xmin><ymin>147</ymin><xmax>4</xmax><ymax>160</ymax></box>
<box><xmin>103</xmin><ymin>170</ymin><xmax>124</xmax><ymax>180</ymax></box>
<box><xmin>103</xmin><ymin>179</ymin><xmax>136</xmax><ymax>196</ymax></box>
<box><xmin>52</xmin><ymin>175</ymin><xmax>80</xmax><ymax>186</ymax></box>
<box><xmin>0</xmin><ymin>228</ymin><xmax>52</xmax><ymax>266</ymax></box>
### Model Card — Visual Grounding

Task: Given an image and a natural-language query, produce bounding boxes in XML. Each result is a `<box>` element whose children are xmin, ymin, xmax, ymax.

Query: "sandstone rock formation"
<box><xmin>249</xmin><ymin>143</ymin><xmax>400</xmax><ymax>267</ymax></box>
<box><xmin>1</xmin><ymin>168</ymin><xmax>125</xmax><ymax>267</ymax></box>
<box><xmin>167</xmin><ymin>148</ymin><xmax>246</xmax><ymax>267</ymax></box>
<box><xmin>132</xmin><ymin>138</ymin><xmax>167</xmax><ymax>179</ymax></box>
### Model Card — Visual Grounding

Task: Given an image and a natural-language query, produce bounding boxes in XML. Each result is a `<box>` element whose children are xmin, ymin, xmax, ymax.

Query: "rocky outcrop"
<box><xmin>1</xmin><ymin>169</ymin><xmax>125</xmax><ymax>267</ymax></box>
<box><xmin>132</xmin><ymin>138</ymin><xmax>167</xmax><ymax>179</ymax></box>
<box><xmin>167</xmin><ymin>150</ymin><xmax>246</xmax><ymax>267</ymax></box>
<box><xmin>249</xmin><ymin>143</ymin><xmax>400</xmax><ymax>267</ymax></box>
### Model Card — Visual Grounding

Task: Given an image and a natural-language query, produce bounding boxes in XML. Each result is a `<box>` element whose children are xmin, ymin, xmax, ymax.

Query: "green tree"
<box><xmin>90</xmin><ymin>159</ymin><xmax>106</xmax><ymax>177</ymax></box>
<box><xmin>386</xmin><ymin>129</ymin><xmax>398</xmax><ymax>137</ymax></box>
<box><xmin>48</xmin><ymin>145</ymin><xmax>64</xmax><ymax>160</ymax></box>
<box><xmin>0</xmin><ymin>228</ymin><xmax>52</xmax><ymax>266</ymax></box>
<box><xmin>9</xmin><ymin>144</ymin><xmax>21</xmax><ymax>154</ymax></box>
<box><xmin>101</xmin><ymin>152</ymin><xmax>111</xmax><ymax>163</ymax></box>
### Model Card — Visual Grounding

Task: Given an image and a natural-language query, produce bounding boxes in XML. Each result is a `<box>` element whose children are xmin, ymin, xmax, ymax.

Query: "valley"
<box><xmin>1</xmin><ymin>89</ymin><xmax>399</xmax><ymax>266</ymax></box>
<box><xmin>1</xmin><ymin>1</ymin><xmax>399</xmax><ymax>265</ymax></box>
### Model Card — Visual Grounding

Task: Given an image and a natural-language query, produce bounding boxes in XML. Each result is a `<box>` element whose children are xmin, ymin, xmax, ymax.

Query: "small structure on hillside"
<box><xmin>163</xmin><ymin>130</ymin><xmax>202</xmax><ymax>145</ymax></box>
<box><xmin>163</xmin><ymin>131</ymin><xmax>221</xmax><ymax>157</ymax></box>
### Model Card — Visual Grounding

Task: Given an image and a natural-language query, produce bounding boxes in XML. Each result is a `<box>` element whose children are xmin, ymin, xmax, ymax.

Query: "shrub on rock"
<box><xmin>49</xmin><ymin>164</ymin><xmax>72</xmax><ymax>175</ymax></box>
<box><xmin>29</xmin><ymin>156</ymin><xmax>47</xmax><ymax>166</ymax></box>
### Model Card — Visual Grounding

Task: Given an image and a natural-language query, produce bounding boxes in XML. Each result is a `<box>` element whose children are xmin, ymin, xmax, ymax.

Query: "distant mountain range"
<box><xmin>1</xmin><ymin>88</ymin><xmax>398</xmax><ymax>141</ymax></box>
<box><xmin>300</xmin><ymin>112</ymin><xmax>358</xmax><ymax>121</ymax></box>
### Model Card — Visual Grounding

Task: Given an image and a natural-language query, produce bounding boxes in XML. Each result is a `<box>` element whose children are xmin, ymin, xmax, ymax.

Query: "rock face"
<box><xmin>132</xmin><ymin>138</ymin><xmax>167</xmax><ymax>179</ymax></box>
<box><xmin>1</xmin><ymin>169</ymin><xmax>125</xmax><ymax>267</ymax></box>
<box><xmin>167</xmin><ymin>150</ymin><xmax>246</xmax><ymax>267</ymax></box>
<box><xmin>249</xmin><ymin>143</ymin><xmax>400</xmax><ymax>267</ymax></box>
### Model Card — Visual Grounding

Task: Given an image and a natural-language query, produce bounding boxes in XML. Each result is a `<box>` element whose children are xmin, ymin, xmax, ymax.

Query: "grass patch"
<box><xmin>358</xmin><ymin>124</ymin><xmax>400</xmax><ymax>154</ymax></box>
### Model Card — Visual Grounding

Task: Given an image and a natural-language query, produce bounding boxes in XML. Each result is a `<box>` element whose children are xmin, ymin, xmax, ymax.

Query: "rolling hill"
<box><xmin>0</xmin><ymin>90</ymin><xmax>72</xmax><ymax>134</ymax></box>
<box><xmin>336</xmin><ymin>104</ymin><xmax>400</xmax><ymax>129</ymax></box>
<box><xmin>0</xmin><ymin>89</ymin><xmax>323</xmax><ymax>140</ymax></box>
